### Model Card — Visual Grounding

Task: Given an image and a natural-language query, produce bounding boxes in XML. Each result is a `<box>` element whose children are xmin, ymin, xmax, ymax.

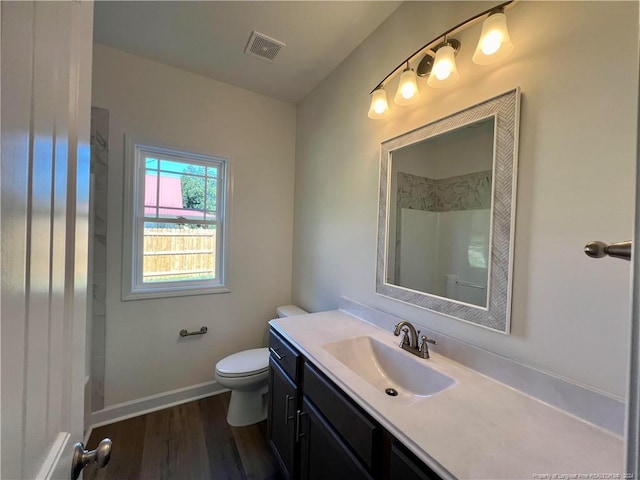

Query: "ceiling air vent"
<box><xmin>244</xmin><ymin>31</ymin><xmax>286</xmax><ymax>62</ymax></box>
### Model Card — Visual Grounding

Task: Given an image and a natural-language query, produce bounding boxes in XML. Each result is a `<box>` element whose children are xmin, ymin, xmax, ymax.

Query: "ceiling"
<box><xmin>93</xmin><ymin>1</ymin><xmax>401</xmax><ymax>104</ymax></box>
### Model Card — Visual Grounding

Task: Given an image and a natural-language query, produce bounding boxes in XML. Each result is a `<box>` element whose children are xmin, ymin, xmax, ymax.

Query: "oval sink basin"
<box><xmin>323</xmin><ymin>336</ymin><xmax>456</xmax><ymax>397</ymax></box>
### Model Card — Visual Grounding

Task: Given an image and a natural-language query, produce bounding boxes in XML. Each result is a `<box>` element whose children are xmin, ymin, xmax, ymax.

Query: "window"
<box><xmin>122</xmin><ymin>137</ymin><xmax>230</xmax><ymax>300</ymax></box>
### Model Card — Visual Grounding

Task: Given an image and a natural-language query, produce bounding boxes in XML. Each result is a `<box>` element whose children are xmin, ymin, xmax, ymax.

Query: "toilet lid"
<box><xmin>216</xmin><ymin>347</ymin><xmax>269</xmax><ymax>377</ymax></box>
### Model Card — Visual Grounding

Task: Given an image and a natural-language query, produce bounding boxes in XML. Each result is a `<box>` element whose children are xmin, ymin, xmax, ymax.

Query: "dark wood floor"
<box><xmin>84</xmin><ymin>392</ymin><xmax>280</xmax><ymax>480</ymax></box>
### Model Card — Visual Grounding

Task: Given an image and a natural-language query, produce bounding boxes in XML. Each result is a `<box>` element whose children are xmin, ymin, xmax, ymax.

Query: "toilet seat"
<box><xmin>215</xmin><ymin>347</ymin><xmax>269</xmax><ymax>378</ymax></box>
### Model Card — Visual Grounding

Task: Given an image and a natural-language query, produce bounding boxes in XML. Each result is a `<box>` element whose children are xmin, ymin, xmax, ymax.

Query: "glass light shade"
<box><xmin>472</xmin><ymin>12</ymin><xmax>513</xmax><ymax>65</ymax></box>
<box><xmin>394</xmin><ymin>68</ymin><xmax>420</xmax><ymax>105</ymax></box>
<box><xmin>427</xmin><ymin>44</ymin><xmax>459</xmax><ymax>88</ymax></box>
<box><xmin>368</xmin><ymin>88</ymin><xmax>390</xmax><ymax>119</ymax></box>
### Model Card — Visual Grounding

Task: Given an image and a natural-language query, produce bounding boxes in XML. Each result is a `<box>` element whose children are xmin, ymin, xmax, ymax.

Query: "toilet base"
<box><xmin>226</xmin><ymin>385</ymin><xmax>268</xmax><ymax>427</ymax></box>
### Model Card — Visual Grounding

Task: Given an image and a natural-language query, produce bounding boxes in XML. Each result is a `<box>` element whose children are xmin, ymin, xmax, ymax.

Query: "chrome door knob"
<box><xmin>71</xmin><ymin>438</ymin><xmax>112</xmax><ymax>480</ymax></box>
<box><xmin>585</xmin><ymin>240</ymin><xmax>632</xmax><ymax>260</ymax></box>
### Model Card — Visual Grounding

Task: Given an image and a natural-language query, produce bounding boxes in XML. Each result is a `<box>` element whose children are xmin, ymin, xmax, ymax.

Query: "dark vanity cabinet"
<box><xmin>267</xmin><ymin>328</ymin><xmax>442</xmax><ymax>480</ymax></box>
<box><xmin>268</xmin><ymin>330</ymin><xmax>302</xmax><ymax>479</ymax></box>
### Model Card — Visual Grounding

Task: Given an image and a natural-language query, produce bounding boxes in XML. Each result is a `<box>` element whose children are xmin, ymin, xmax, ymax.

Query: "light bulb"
<box><xmin>368</xmin><ymin>88</ymin><xmax>389</xmax><ymax>119</ymax></box>
<box><xmin>473</xmin><ymin>11</ymin><xmax>513</xmax><ymax>65</ymax></box>
<box><xmin>401</xmin><ymin>81</ymin><xmax>416</xmax><ymax>99</ymax></box>
<box><xmin>394</xmin><ymin>67</ymin><xmax>420</xmax><ymax>106</ymax></box>
<box><xmin>481</xmin><ymin>31</ymin><xmax>502</xmax><ymax>55</ymax></box>
<box><xmin>427</xmin><ymin>44</ymin><xmax>459</xmax><ymax>88</ymax></box>
<box><xmin>434</xmin><ymin>57</ymin><xmax>453</xmax><ymax>80</ymax></box>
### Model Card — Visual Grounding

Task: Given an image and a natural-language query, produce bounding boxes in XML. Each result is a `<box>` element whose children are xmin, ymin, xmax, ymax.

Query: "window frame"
<box><xmin>122</xmin><ymin>136</ymin><xmax>232</xmax><ymax>300</ymax></box>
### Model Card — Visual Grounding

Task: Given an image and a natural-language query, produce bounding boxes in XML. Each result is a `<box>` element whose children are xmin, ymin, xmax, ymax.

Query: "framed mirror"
<box><xmin>376</xmin><ymin>88</ymin><xmax>520</xmax><ymax>333</ymax></box>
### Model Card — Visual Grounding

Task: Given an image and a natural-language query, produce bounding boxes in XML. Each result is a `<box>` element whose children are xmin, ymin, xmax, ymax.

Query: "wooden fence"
<box><xmin>143</xmin><ymin>228</ymin><xmax>216</xmax><ymax>282</ymax></box>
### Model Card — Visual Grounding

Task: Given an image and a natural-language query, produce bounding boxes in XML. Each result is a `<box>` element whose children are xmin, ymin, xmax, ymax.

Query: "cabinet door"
<box><xmin>268</xmin><ymin>360</ymin><xmax>298</xmax><ymax>479</ymax></box>
<box><xmin>303</xmin><ymin>362</ymin><xmax>379</xmax><ymax>469</ymax></box>
<box><xmin>390</xmin><ymin>441</ymin><xmax>442</xmax><ymax>480</ymax></box>
<box><xmin>299</xmin><ymin>398</ymin><xmax>373</xmax><ymax>480</ymax></box>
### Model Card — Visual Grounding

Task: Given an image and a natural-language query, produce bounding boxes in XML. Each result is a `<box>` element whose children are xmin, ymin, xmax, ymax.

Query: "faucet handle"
<box><xmin>399</xmin><ymin>327</ymin><xmax>410</xmax><ymax>347</ymax></box>
<box><xmin>418</xmin><ymin>335</ymin><xmax>436</xmax><ymax>358</ymax></box>
<box><xmin>421</xmin><ymin>335</ymin><xmax>436</xmax><ymax>346</ymax></box>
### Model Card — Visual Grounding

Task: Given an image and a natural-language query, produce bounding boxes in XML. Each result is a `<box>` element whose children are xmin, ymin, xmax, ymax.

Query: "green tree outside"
<box><xmin>181</xmin><ymin>165</ymin><xmax>217</xmax><ymax>212</ymax></box>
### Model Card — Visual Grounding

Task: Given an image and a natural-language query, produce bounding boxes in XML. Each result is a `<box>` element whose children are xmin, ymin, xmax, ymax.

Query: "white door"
<box><xmin>1</xmin><ymin>1</ymin><xmax>95</xmax><ymax>479</ymax></box>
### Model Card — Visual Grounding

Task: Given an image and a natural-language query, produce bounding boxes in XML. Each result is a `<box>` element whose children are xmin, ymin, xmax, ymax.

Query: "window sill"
<box><xmin>122</xmin><ymin>285</ymin><xmax>230</xmax><ymax>301</ymax></box>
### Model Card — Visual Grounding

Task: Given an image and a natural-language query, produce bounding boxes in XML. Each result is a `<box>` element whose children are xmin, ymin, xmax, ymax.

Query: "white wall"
<box><xmin>436</xmin><ymin>209</ymin><xmax>491</xmax><ymax>304</ymax></box>
<box><xmin>392</xmin><ymin>118</ymin><xmax>494</xmax><ymax>179</ymax></box>
<box><xmin>399</xmin><ymin>208</ymin><xmax>439</xmax><ymax>292</ymax></box>
<box><xmin>293</xmin><ymin>2</ymin><xmax>638</xmax><ymax>398</ymax></box>
<box><xmin>92</xmin><ymin>44</ymin><xmax>296</xmax><ymax>406</ymax></box>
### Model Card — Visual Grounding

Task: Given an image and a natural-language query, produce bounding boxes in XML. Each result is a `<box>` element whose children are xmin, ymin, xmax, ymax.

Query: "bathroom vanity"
<box><xmin>268</xmin><ymin>327</ymin><xmax>438</xmax><ymax>480</ymax></box>
<box><xmin>267</xmin><ymin>309</ymin><xmax>623</xmax><ymax>480</ymax></box>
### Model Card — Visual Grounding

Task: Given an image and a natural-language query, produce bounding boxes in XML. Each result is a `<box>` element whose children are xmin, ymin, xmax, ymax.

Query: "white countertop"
<box><xmin>269</xmin><ymin>310</ymin><xmax>624</xmax><ymax>480</ymax></box>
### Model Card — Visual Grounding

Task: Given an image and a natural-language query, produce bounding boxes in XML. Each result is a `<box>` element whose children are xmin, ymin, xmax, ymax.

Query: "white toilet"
<box><xmin>214</xmin><ymin>305</ymin><xmax>307</xmax><ymax>427</ymax></box>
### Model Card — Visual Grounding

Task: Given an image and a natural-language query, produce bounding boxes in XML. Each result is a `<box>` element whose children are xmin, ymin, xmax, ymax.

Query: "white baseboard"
<box><xmin>86</xmin><ymin>380</ymin><xmax>228</xmax><ymax>430</ymax></box>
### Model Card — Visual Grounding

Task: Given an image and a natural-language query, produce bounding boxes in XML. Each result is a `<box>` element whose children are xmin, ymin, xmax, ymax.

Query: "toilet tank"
<box><xmin>276</xmin><ymin>305</ymin><xmax>308</xmax><ymax>318</ymax></box>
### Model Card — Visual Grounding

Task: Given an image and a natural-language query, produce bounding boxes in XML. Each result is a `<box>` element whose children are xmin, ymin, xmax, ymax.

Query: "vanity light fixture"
<box><xmin>427</xmin><ymin>39</ymin><xmax>460</xmax><ymax>88</ymax></box>
<box><xmin>368</xmin><ymin>87</ymin><xmax>390</xmax><ymax>119</ymax></box>
<box><xmin>394</xmin><ymin>62</ymin><xmax>420</xmax><ymax>105</ymax></box>
<box><xmin>368</xmin><ymin>1</ymin><xmax>516</xmax><ymax>119</ymax></box>
<box><xmin>473</xmin><ymin>8</ymin><xmax>513</xmax><ymax>64</ymax></box>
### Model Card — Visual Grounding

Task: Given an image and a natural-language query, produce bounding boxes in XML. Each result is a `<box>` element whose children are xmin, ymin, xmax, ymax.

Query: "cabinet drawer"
<box><xmin>269</xmin><ymin>329</ymin><xmax>301</xmax><ymax>382</ymax></box>
<box><xmin>303</xmin><ymin>362</ymin><xmax>379</xmax><ymax>469</ymax></box>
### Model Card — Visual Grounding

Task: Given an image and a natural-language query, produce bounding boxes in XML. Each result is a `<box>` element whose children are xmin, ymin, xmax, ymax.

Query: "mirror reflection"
<box><xmin>387</xmin><ymin>118</ymin><xmax>494</xmax><ymax>307</ymax></box>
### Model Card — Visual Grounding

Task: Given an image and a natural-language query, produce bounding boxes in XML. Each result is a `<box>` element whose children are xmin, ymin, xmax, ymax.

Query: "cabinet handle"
<box><xmin>295</xmin><ymin>410</ymin><xmax>307</xmax><ymax>442</ymax></box>
<box><xmin>285</xmin><ymin>395</ymin><xmax>295</xmax><ymax>424</ymax></box>
<box><xmin>269</xmin><ymin>347</ymin><xmax>285</xmax><ymax>361</ymax></box>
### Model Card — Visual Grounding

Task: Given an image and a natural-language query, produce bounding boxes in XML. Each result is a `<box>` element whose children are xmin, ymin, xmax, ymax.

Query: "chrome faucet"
<box><xmin>393</xmin><ymin>321</ymin><xmax>437</xmax><ymax>359</ymax></box>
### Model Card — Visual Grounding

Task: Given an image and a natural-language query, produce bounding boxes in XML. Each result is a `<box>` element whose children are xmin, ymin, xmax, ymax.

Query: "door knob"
<box><xmin>584</xmin><ymin>240</ymin><xmax>632</xmax><ymax>261</ymax></box>
<box><xmin>71</xmin><ymin>438</ymin><xmax>112</xmax><ymax>480</ymax></box>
